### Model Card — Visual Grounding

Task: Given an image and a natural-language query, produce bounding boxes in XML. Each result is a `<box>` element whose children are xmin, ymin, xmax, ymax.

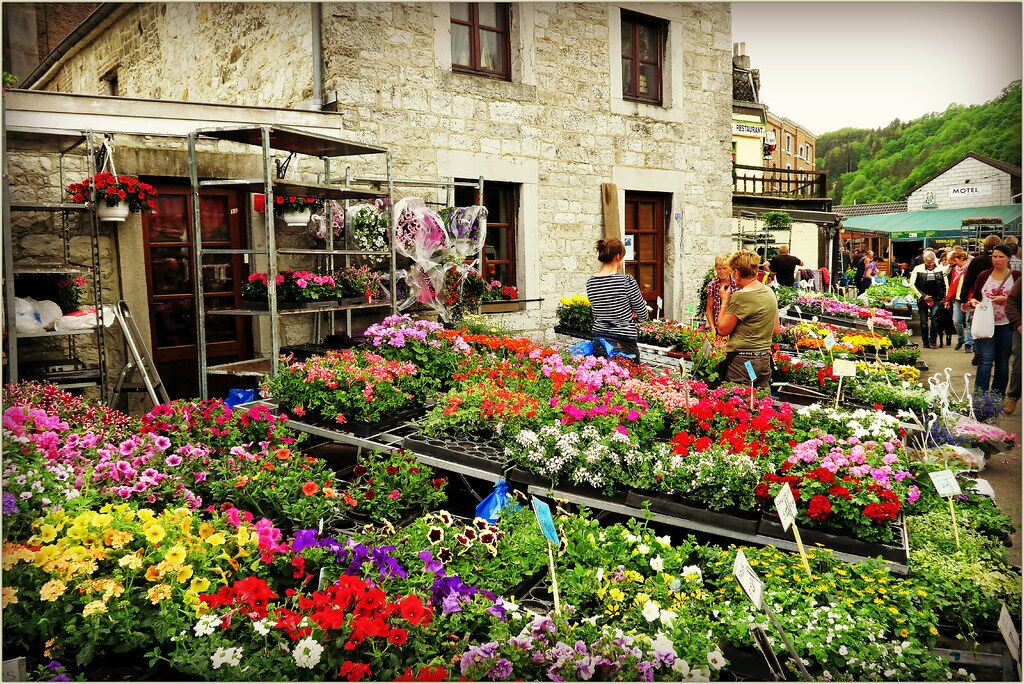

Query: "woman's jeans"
<box><xmin>953</xmin><ymin>304</ymin><xmax>973</xmax><ymax>346</ymax></box>
<box><xmin>974</xmin><ymin>324</ymin><xmax>1014</xmax><ymax>395</ymax></box>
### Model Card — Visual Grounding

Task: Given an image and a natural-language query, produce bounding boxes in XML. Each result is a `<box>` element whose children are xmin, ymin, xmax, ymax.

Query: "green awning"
<box><xmin>841</xmin><ymin>204</ymin><xmax>1022</xmax><ymax>238</ymax></box>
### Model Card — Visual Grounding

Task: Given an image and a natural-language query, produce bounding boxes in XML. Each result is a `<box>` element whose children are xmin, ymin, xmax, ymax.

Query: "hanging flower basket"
<box><xmin>96</xmin><ymin>202</ymin><xmax>130</xmax><ymax>223</ymax></box>
<box><xmin>280</xmin><ymin>209</ymin><xmax>312</xmax><ymax>227</ymax></box>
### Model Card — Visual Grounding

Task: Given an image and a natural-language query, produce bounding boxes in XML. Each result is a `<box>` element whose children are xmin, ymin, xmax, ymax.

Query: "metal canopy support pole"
<box><xmin>86</xmin><ymin>132</ymin><xmax>108</xmax><ymax>404</ymax></box>
<box><xmin>324</xmin><ymin>155</ymin><xmax>333</xmax><ymax>341</ymax></box>
<box><xmin>187</xmin><ymin>132</ymin><xmax>209</xmax><ymax>398</ymax></box>
<box><xmin>263</xmin><ymin>127</ymin><xmax>281</xmax><ymax>380</ymax></box>
<box><xmin>1</xmin><ymin>97</ymin><xmax>16</xmax><ymax>384</ymax></box>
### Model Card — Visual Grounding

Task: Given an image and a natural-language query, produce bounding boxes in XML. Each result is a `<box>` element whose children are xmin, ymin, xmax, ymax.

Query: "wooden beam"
<box><xmin>601</xmin><ymin>182</ymin><xmax>621</xmax><ymax>240</ymax></box>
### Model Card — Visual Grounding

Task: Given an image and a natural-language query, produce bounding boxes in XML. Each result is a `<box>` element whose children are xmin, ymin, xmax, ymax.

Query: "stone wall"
<box><xmin>906</xmin><ymin>157</ymin><xmax>1015</xmax><ymax>212</ymax></box>
<box><xmin>31</xmin><ymin>2</ymin><xmax>733</xmax><ymax>349</ymax></box>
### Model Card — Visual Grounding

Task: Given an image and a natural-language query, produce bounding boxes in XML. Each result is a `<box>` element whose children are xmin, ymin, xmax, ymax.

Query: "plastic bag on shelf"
<box><xmin>224</xmin><ymin>388</ymin><xmax>257</xmax><ymax>410</ymax></box>
<box><xmin>54</xmin><ymin>306</ymin><xmax>115</xmax><ymax>332</ymax></box>
<box><xmin>14</xmin><ymin>297</ymin><xmax>43</xmax><ymax>334</ymax></box>
<box><xmin>392</xmin><ymin>197</ymin><xmax>452</xmax><ymax>317</ymax></box>
<box><xmin>24</xmin><ymin>298</ymin><xmax>62</xmax><ymax>330</ymax></box>
<box><xmin>475</xmin><ymin>479</ymin><xmax>513</xmax><ymax>523</ymax></box>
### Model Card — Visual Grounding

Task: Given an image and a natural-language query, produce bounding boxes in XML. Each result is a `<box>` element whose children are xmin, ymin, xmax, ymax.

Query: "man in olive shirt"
<box><xmin>768</xmin><ymin>245</ymin><xmax>803</xmax><ymax>288</ymax></box>
<box><xmin>717</xmin><ymin>250</ymin><xmax>782</xmax><ymax>388</ymax></box>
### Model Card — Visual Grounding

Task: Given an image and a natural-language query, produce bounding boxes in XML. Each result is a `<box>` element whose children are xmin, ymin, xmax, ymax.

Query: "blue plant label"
<box><xmin>744</xmin><ymin>360</ymin><xmax>757</xmax><ymax>382</ymax></box>
<box><xmin>531</xmin><ymin>496</ymin><xmax>560</xmax><ymax>545</ymax></box>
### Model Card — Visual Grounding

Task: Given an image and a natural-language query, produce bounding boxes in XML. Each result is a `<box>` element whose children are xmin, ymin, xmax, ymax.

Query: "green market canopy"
<box><xmin>841</xmin><ymin>203</ymin><xmax>1022</xmax><ymax>239</ymax></box>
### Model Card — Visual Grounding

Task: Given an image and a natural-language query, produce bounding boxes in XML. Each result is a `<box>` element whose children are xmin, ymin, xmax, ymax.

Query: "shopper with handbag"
<box><xmin>969</xmin><ymin>244</ymin><xmax>1020</xmax><ymax>395</ymax></box>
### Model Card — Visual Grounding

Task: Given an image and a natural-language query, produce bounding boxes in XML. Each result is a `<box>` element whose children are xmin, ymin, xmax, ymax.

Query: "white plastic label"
<box><xmin>832</xmin><ymin>359</ymin><xmax>857</xmax><ymax>377</ymax></box>
<box><xmin>929</xmin><ymin>469</ymin><xmax>962</xmax><ymax>498</ymax></box>
<box><xmin>824</xmin><ymin>333</ymin><xmax>836</xmax><ymax>350</ymax></box>
<box><xmin>999</xmin><ymin>604</ymin><xmax>1021</xmax><ymax>664</ymax></box>
<box><xmin>774</xmin><ymin>483</ymin><xmax>798</xmax><ymax>532</ymax></box>
<box><xmin>733</xmin><ymin>549</ymin><xmax>764</xmax><ymax>610</ymax></box>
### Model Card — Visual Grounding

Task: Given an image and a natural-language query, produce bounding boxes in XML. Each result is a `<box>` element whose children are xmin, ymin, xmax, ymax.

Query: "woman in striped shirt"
<box><xmin>586</xmin><ymin>238</ymin><xmax>650</xmax><ymax>361</ymax></box>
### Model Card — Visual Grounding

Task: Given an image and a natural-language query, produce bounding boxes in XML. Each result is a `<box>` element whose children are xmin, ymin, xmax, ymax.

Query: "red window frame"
<box><xmin>450</xmin><ymin>3</ymin><xmax>512</xmax><ymax>80</ymax></box>
<box><xmin>621</xmin><ymin>11</ymin><xmax>665</xmax><ymax>105</ymax></box>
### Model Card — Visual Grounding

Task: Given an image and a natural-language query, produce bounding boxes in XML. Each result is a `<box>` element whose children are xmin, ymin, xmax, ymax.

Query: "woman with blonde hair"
<box><xmin>705</xmin><ymin>252</ymin><xmax>738</xmax><ymax>333</ymax></box>
<box><xmin>717</xmin><ymin>250</ymin><xmax>782</xmax><ymax>387</ymax></box>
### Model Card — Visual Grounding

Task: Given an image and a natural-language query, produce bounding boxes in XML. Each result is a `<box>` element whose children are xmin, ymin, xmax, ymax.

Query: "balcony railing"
<box><xmin>733</xmin><ymin>164</ymin><xmax>827</xmax><ymax>199</ymax></box>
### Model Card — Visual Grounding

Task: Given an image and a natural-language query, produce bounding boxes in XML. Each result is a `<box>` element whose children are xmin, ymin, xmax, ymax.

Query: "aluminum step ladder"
<box><xmin>111</xmin><ymin>300</ymin><xmax>170</xmax><ymax>410</ymax></box>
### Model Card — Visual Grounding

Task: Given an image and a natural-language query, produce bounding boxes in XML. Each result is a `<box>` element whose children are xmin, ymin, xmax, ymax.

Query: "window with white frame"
<box><xmin>785</xmin><ymin>133</ymin><xmax>792</xmax><ymax>154</ymax></box>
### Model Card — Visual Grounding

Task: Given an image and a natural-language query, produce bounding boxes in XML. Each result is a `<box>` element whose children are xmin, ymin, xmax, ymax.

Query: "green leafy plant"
<box><xmin>342</xmin><ymin>450</ymin><xmax>448</xmax><ymax>523</ymax></box>
<box><xmin>555</xmin><ymin>294</ymin><xmax>593</xmax><ymax>333</ymax></box>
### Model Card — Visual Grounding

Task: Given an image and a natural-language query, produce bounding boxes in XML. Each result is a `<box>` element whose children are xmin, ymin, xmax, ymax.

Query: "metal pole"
<box><xmin>263</xmin><ymin>127</ymin><xmax>281</xmax><ymax>377</ymax></box>
<box><xmin>187</xmin><ymin>132</ymin><xmax>208</xmax><ymax>398</ymax></box>
<box><xmin>324</xmin><ymin>155</ymin><xmax>333</xmax><ymax>340</ymax></box>
<box><xmin>86</xmin><ymin>133</ymin><xmax>107</xmax><ymax>404</ymax></box>
<box><xmin>1</xmin><ymin>96</ymin><xmax>16</xmax><ymax>384</ymax></box>
<box><xmin>387</xmin><ymin>153</ymin><xmax>396</xmax><ymax>315</ymax></box>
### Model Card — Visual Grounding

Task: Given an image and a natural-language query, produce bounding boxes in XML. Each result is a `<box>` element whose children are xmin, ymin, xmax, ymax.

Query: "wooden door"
<box><xmin>142</xmin><ymin>186</ymin><xmax>251</xmax><ymax>399</ymax></box>
<box><xmin>623</xmin><ymin>192</ymin><xmax>665</xmax><ymax>306</ymax></box>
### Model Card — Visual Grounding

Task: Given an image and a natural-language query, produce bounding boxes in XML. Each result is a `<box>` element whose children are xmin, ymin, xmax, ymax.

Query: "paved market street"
<box><xmin>918</xmin><ymin>342</ymin><xmax>1023</xmax><ymax>564</ymax></box>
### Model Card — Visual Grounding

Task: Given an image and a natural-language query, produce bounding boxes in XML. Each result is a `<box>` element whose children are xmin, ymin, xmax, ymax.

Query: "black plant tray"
<box><xmin>773</xmin><ymin>382</ymin><xmax>831</xmax><ymax>407</ymax></box>
<box><xmin>506</xmin><ymin>467</ymin><xmax>632</xmax><ymax>505</ymax></box>
<box><xmin>625</xmin><ymin>490</ymin><xmax>761</xmax><ymax>533</ymax></box>
<box><xmin>300</xmin><ymin>405</ymin><xmax>425</xmax><ymax>438</ymax></box>
<box><xmin>553</xmin><ymin>325</ymin><xmax>591</xmax><ymax>340</ymax></box>
<box><xmin>757</xmin><ymin>513</ymin><xmax>907</xmax><ymax>564</ymax></box>
<box><xmin>402</xmin><ymin>432</ymin><xmax>506</xmax><ymax>475</ymax></box>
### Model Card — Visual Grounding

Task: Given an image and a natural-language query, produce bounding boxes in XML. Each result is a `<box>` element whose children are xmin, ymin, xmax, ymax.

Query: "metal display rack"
<box><xmin>187</xmin><ymin>125</ymin><xmax>393</xmax><ymax>399</ymax></box>
<box><xmin>2</xmin><ymin>124</ymin><xmax>109</xmax><ymax>400</ymax></box>
<box><xmin>732</xmin><ymin>210</ymin><xmax>792</xmax><ymax>257</ymax></box>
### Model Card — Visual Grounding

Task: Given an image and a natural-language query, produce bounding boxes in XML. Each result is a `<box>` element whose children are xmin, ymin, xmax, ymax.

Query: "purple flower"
<box><xmin>576</xmin><ymin>657</ymin><xmax>596</xmax><ymax>680</ymax></box>
<box><xmin>291</xmin><ymin>529</ymin><xmax>320</xmax><ymax>552</ymax></box>
<box><xmin>2</xmin><ymin>492</ymin><xmax>18</xmax><ymax>515</ymax></box>
<box><xmin>485</xmin><ymin>658</ymin><xmax>513</xmax><ymax>680</ymax></box>
<box><xmin>418</xmin><ymin>549</ymin><xmax>445</xmax><ymax>577</ymax></box>
<box><xmin>637</xmin><ymin>660</ymin><xmax>655</xmax><ymax>681</ymax></box>
<box><xmin>441</xmin><ymin>591</ymin><xmax>464</xmax><ymax>615</ymax></box>
<box><xmin>46</xmin><ymin>661</ymin><xmax>62</xmax><ymax>671</ymax></box>
<box><xmin>50</xmin><ymin>675</ymin><xmax>70</xmax><ymax>682</ymax></box>
<box><xmin>485</xmin><ymin>600</ymin><xmax>507</xmax><ymax>621</ymax></box>
<box><xmin>165</xmin><ymin>455</ymin><xmax>182</xmax><ymax>468</ymax></box>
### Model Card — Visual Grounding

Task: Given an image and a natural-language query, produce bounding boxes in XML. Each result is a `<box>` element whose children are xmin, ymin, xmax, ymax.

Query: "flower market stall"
<box><xmin>3</xmin><ymin>297</ymin><xmax>1020</xmax><ymax>682</ymax></box>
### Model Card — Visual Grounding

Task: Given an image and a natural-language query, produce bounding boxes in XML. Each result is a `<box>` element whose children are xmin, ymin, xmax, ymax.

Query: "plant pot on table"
<box><xmin>505</xmin><ymin>467</ymin><xmax>632</xmax><ymax>505</ymax></box>
<box><xmin>279</xmin><ymin>209</ymin><xmax>313</xmax><ymax>227</ymax></box>
<box><xmin>757</xmin><ymin>512</ymin><xmax>907</xmax><ymax>564</ymax></box>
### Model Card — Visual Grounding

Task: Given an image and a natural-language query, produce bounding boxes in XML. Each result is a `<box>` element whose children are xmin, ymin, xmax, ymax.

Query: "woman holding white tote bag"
<box><xmin>969</xmin><ymin>244</ymin><xmax>1019</xmax><ymax>395</ymax></box>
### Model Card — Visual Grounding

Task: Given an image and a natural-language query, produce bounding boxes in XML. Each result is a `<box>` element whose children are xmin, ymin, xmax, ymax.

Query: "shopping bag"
<box><xmin>568</xmin><ymin>340</ymin><xmax>594</xmax><ymax>356</ymax></box>
<box><xmin>224</xmin><ymin>388</ymin><xmax>256</xmax><ymax>409</ymax></box>
<box><xmin>971</xmin><ymin>299</ymin><xmax>995</xmax><ymax>340</ymax></box>
<box><xmin>475</xmin><ymin>479</ymin><xmax>514</xmax><ymax>523</ymax></box>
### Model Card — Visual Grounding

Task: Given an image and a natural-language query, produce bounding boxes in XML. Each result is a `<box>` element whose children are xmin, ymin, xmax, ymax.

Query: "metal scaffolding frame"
<box><xmin>2</xmin><ymin>121</ymin><xmax>110</xmax><ymax>401</ymax></box>
<box><xmin>187</xmin><ymin>124</ymin><xmax>393</xmax><ymax>399</ymax></box>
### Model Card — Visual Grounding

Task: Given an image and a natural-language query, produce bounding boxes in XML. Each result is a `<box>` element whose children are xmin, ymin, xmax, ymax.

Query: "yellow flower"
<box><xmin>145</xmin><ymin>565</ymin><xmax>164</xmax><ymax>581</ymax></box>
<box><xmin>92</xmin><ymin>513</ymin><xmax>113</xmax><ymax>528</ymax></box>
<box><xmin>137</xmin><ymin>508</ymin><xmax>156</xmax><ymax>523</ymax></box>
<box><xmin>103</xmin><ymin>582</ymin><xmax>124</xmax><ymax>600</ymax></box>
<box><xmin>39</xmin><ymin>579</ymin><xmax>67</xmax><ymax>602</ymax></box>
<box><xmin>2</xmin><ymin>587</ymin><xmax>18</xmax><ymax>607</ymax></box>
<box><xmin>929</xmin><ymin>626</ymin><xmax>938</xmax><ymax>635</ymax></box>
<box><xmin>205</xmin><ymin>533</ymin><xmax>226</xmax><ymax>547</ymax></box>
<box><xmin>873</xmin><ymin>598</ymin><xmax>884</xmax><ymax>605</ymax></box>
<box><xmin>917</xmin><ymin>589</ymin><xmax>927</xmax><ymax>597</ymax></box>
<box><xmin>177</xmin><ymin>565</ymin><xmax>194</xmax><ymax>583</ymax></box>
<box><xmin>189</xmin><ymin>577</ymin><xmax>211</xmax><ymax>594</ymax></box>
<box><xmin>608</xmin><ymin>588</ymin><xmax>625</xmax><ymax>602</ymax></box>
<box><xmin>119</xmin><ymin>552</ymin><xmax>143</xmax><ymax>570</ymax></box>
<box><xmin>236</xmin><ymin>526</ymin><xmax>251</xmax><ymax>546</ymax></box>
<box><xmin>37</xmin><ymin>524</ymin><xmax>58</xmax><ymax>544</ymax></box>
<box><xmin>887</xmin><ymin>606</ymin><xmax>899</xmax><ymax>614</ymax></box>
<box><xmin>147</xmin><ymin>584</ymin><xmax>172</xmax><ymax>604</ymax></box>
<box><xmin>198</xmin><ymin>523</ymin><xmax>215</xmax><ymax>539</ymax></box>
<box><xmin>900</xmin><ymin>628</ymin><xmax>909</xmax><ymax>638</ymax></box>
<box><xmin>144</xmin><ymin>524</ymin><xmax>166</xmax><ymax>545</ymax></box>
<box><xmin>82</xmin><ymin>600</ymin><xmax>107</xmax><ymax>617</ymax></box>
<box><xmin>163</xmin><ymin>545</ymin><xmax>187</xmax><ymax>568</ymax></box>
<box><xmin>634</xmin><ymin>593</ymin><xmax>651</xmax><ymax>606</ymax></box>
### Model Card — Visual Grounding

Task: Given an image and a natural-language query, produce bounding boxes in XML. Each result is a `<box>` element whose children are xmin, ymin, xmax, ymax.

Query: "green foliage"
<box><xmin>818</xmin><ymin>80</ymin><xmax>1021</xmax><ymax>203</ymax></box>
<box><xmin>760</xmin><ymin>211</ymin><xmax>792</xmax><ymax>229</ymax></box>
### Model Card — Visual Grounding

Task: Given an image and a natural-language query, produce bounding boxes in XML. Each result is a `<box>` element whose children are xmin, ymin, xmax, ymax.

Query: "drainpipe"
<box><xmin>311</xmin><ymin>2</ymin><xmax>324</xmax><ymax>109</ymax></box>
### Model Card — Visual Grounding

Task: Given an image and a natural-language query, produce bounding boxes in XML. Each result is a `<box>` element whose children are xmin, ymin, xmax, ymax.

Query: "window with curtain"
<box><xmin>620</xmin><ymin>11</ymin><xmax>666</xmax><ymax>104</ymax></box>
<box><xmin>450</xmin><ymin>3</ymin><xmax>511</xmax><ymax>79</ymax></box>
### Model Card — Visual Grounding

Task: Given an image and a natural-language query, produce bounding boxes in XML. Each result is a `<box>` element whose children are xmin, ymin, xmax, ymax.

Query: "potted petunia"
<box><xmin>479</xmin><ymin>280</ymin><xmax>525</xmax><ymax>313</ymax></box>
<box><xmin>67</xmin><ymin>172</ymin><xmax>158</xmax><ymax>223</ymax></box>
<box><xmin>254</xmin><ymin>194</ymin><xmax>324</xmax><ymax>227</ymax></box>
<box><xmin>241</xmin><ymin>270</ymin><xmax>339</xmax><ymax>309</ymax></box>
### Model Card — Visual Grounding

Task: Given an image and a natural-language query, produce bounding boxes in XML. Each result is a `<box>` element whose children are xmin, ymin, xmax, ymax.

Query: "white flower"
<box><xmin>957</xmin><ymin>668</ymin><xmax>968</xmax><ymax>677</ymax></box>
<box><xmin>253</xmin><ymin>618</ymin><xmax>271</xmax><ymax>636</ymax></box>
<box><xmin>293</xmin><ymin>637</ymin><xmax>324</xmax><ymax>668</ymax></box>
<box><xmin>656</xmin><ymin>534</ymin><xmax>671</xmax><ymax>547</ymax></box>
<box><xmin>637</xmin><ymin>543</ymin><xmax>650</xmax><ymax>555</ymax></box>
<box><xmin>659</xmin><ymin>608</ymin><xmax>677</xmax><ymax>626</ymax></box>
<box><xmin>641</xmin><ymin>600</ymin><xmax>660</xmax><ymax>622</ymax></box>
<box><xmin>211</xmin><ymin>646</ymin><xmax>242</xmax><ymax>669</ymax></box>
<box><xmin>681</xmin><ymin>565</ymin><xmax>703</xmax><ymax>580</ymax></box>
<box><xmin>652</xmin><ymin>631</ymin><xmax>676</xmax><ymax>656</ymax></box>
<box><xmin>649</xmin><ymin>555</ymin><xmax>664</xmax><ymax>572</ymax></box>
<box><xmin>707</xmin><ymin>650</ymin><xmax>725</xmax><ymax>670</ymax></box>
<box><xmin>670</xmin><ymin>578</ymin><xmax>682</xmax><ymax>592</ymax></box>
<box><xmin>193</xmin><ymin>614</ymin><xmax>221</xmax><ymax>637</ymax></box>
<box><xmin>595</xmin><ymin>568</ymin><xmax>604</xmax><ymax>582</ymax></box>
<box><xmin>838</xmin><ymin>645</ymin><xmax>848</xmax><ymax>656</ymax></box>
<box><xmin>672</xmin><ymin>659</ymin><xmax>691</xmax><ymax>677</ymax></box>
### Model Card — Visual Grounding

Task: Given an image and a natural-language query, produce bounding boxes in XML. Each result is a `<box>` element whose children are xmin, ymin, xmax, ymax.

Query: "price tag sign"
<box><xmin>866</xmin><ymin>317</ymin><xmax>875</xmax><ymax>332</ymax></box>
<box><xmin>774</xmin><ymin>483</ymin><xmax>798</xmax><ymax>532</ymax></box>
<box><xmin>686</xmin><ymin>303</ymin><xmax>696</xmax><ymax>316</ymax></box>
<box><xmin>732</xmin><ymin>549</ymin><xmax>764</xmax><ymax>610</ymax></box>
<box><xmin>744</xmin><ymin>360</ymin><xmax>757</xmax><ymax>382</ymax></box>
<box><xmin>999</xmin><ymin>604</ymin><xmax>1021</xmax><ymax>664</ymax></box>
<box><xmin>929</xmin><ymin>469</ymin><xmax>962</xmax><ymax>498</ymax></box>
<box><xmin>832</xmin><ymin>359</ymin><xmax>857</xmax><ymax>377</ymax></box>
<box><xmin>824</xmin><ymin>333</ymin><xmax>836</xmax><ymax>350</ymax></box>
<box><xmin>794</xmin><ymin>305</ymin><xmax>803</xmax><ymax>316</ymax></box>
<box><xmin>531</xmin><ymin>496</ymin><xmax>560</xmax><ymax>545</ymax></box>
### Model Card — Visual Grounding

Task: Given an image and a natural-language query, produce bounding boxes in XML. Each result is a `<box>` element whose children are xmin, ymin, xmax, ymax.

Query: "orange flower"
<box><xmin>263</xmin><ymin>462</ymin><xmax>275</xmax><ymax>471</ymax></box>
<box><xmin>235</xmin><ymin>476</ymin><xmax>249</xmax><ymax>489</ymax></box>
<box><xmin>323</xmin><ymin>487</ymin><xmax>337</xmax><ymax>499</ymax></box>
<box><xmin>301</xmin><ymin>481</ymin><xmax>319</xmax><ymax>496</ymax></box>
<box><xmin>343</xmin><ymin>492</ymin><xmax>358</xmax><ymax>507</ymax></box>
<box><xmin>275</xmin><ymin>448</ymin><xmax>292</xmax><ymax>460</ymax></box>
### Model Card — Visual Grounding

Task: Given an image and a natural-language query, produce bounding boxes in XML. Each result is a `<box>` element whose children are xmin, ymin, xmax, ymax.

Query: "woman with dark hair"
<box><xmin>969</xmin><ymin>243</ymin><xmax>1020</xmax><ymax>396</ymax></box>
<box><xmin>586</xmin><ymin>238</ymin><xmax>649</xmax><ymax>361</ymax></box>
<box><xmin>717</xmin><ymin>249</ymin><xmax>782</xmax><ymax>388</ymax></box>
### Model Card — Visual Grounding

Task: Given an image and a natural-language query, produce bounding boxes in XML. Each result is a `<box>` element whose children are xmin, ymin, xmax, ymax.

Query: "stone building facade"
<box><xmin>905</xmin><ymin>153</ymin><xmax>1021</xmax><ymax>212</ymax></box>
<box><xmin>13</xmin><ymin>2</ymin><xmax>734</xmax><ymax>397</ymax></box>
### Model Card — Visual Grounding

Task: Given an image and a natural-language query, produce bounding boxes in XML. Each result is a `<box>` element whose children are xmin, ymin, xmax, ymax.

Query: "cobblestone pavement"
<box><xmin>917</xmin><ymin>340</ymin><xmax>1022</xmax><ymax>565</ymax></box>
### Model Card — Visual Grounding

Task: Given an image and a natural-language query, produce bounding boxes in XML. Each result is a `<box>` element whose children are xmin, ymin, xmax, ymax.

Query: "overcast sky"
<box><xmin>731</xmin><ymin>2</ymin><xmax>1022</xmax><ymax>135</ymax></box>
